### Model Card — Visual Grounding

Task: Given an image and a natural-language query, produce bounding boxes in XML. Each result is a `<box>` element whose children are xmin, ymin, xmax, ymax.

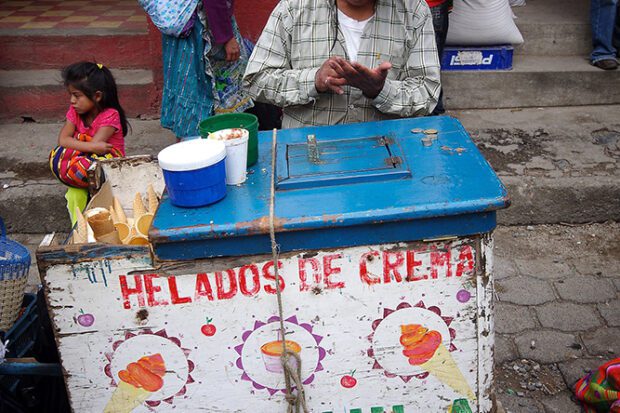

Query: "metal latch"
<box><xmin>386</xmin><ymin>156</ymin><xmax>402</xmax><ymax>167</ymax></box>
<box><xmin>307</xmin><ymin>134</ymin><xmax>320</xmax><ymax>163</ymax></box>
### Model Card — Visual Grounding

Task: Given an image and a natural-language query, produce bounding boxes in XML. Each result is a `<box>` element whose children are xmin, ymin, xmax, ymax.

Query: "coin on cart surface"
<box><xmin>424</xmin><ymin>129</ymin><xmax>438</xmax><ymax>135</ymax></box>
<box><xmin>411</xmin><ymin>128</ymin><xmax>424</xmax><ymax>133</ymax></box>
<box><xmin>421</xmin><ymin>137</ymin><xmax>433</xmax><ymax>147</ymax></box>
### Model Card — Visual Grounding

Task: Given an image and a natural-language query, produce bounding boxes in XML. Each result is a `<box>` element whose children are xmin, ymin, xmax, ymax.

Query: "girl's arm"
<box><xmin>58</xmin><ymin>121</ymin><xmax>114</xmax><ymax>155</ymax></box>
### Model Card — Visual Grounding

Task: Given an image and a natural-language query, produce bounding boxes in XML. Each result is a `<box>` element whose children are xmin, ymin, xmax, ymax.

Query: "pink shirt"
<box><xmin>66</xmin><ymin>106</ymin><xmax>125</xmax><ymax>156</ymax></box>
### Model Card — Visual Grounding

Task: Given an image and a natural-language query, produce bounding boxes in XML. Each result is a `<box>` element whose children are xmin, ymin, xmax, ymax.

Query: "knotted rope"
<box><xmin>269</xmin><ymin>129</ymin><xmax>309</xmax><ymax>413</ymax></box>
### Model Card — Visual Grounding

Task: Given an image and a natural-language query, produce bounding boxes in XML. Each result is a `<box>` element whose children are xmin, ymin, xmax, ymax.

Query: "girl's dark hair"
<box><xmin>62</xmin><ymin>61</ymin><xmax>129</xmax><ymax>137</ymax></box>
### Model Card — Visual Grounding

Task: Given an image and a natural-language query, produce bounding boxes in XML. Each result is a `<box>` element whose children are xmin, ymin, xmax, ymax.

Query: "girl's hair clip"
<box><xmin>96</xmin><ymin>63</ymin><xmax>103</xmax><ymax>69</ymax></box>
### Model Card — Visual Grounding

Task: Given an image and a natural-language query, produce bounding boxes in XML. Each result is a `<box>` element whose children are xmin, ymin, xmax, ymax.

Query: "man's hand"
<box><xmin>328</xmin><ymin>57</ymin><xmax>392</xmax><ymax>99</ymax></box>
<box><xmin>224</xmin><ymin>37</ymin><xmax>240</xmax><ymax>62</ymax></box>
<box><xmin>91</xmin><ymin>141</ymin><xmax>113</xmax><ymax>155</ymax></box>
<box><xmin>315</xmin><ymin>57</ymin><xmax>348</xmax><ymax>94</ymax></box>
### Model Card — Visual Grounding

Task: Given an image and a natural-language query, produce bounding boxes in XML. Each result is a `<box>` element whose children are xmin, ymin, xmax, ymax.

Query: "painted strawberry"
<box><xmin>76</xmin><ymin>309</ymin><xmax>95</xmax><ymax>327</ymax></box>
<box><xmin>201</xmin><ymin>317</ymin><xmax>216</xmax><ymax>336</ymax></box>
<box><xmin>340</xmin><ymin>370</ymin><xmax>357</xmax><ymax>388</ymax></box>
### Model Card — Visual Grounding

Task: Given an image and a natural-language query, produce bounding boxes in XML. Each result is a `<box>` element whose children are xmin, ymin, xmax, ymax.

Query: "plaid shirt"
<box><xmin>243</xmin><ymin>0</ymin><xmax>441</xmax><ymax>128</ymax></box>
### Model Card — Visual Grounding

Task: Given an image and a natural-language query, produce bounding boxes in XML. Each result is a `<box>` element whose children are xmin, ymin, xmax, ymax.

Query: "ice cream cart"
<box><xmin>36</xmin><ymin>116</ymin><xmax>509</xmax><ymax>413</ymax></box>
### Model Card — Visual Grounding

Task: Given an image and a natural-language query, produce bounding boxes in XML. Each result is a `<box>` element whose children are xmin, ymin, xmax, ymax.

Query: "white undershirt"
<box><xmin>337</xmin><ymin>9</ymin><xmax>373</xmax><ymax>62</ymax></box>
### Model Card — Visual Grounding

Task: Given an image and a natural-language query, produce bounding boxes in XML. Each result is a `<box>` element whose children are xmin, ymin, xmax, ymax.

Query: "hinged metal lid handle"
<box><xmin>307</xmin><ymin>134</ymin><xmax>320</xmax><ymax>163</ymax></box>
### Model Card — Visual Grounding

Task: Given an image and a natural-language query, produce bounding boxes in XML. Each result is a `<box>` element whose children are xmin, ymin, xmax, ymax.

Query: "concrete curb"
<box><xmin>499</xmin><ymin>176</ymin><xmax>620</xmax><ymax>225</ymax></box>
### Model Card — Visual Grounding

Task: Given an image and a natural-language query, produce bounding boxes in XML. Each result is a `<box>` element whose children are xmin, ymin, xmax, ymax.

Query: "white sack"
<box><xmin>446</xmin><ymin>0</ymin><xmax>524</xmax><ymax>46</ymax></box>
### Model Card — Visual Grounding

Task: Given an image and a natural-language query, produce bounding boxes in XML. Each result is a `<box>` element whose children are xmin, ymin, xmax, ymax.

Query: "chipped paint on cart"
<box><xmin>40</xmin><ymin>237</ymin><xmax>494</xmax><ymax>412</ymax></box>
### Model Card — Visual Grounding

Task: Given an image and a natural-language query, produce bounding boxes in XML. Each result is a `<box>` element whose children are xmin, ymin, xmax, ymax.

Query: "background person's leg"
<box><xmin>590</xmin><ymin>0</ymin><xmax>619</xmax><ymax>69</ymax></box>
<box><xmin>430</xmin><ymin>2</ymin><xmax>450</xmax><ymax>114</ymax></box>
<box><xmin>613</xmin><ymin>3</ymin><xmax>620</xmax><ymax>55</ymax></box>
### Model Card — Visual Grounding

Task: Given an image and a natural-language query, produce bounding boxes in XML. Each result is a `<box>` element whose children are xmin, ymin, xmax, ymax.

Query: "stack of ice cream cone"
<box><xmin>72</xmin><ymin>184</ymin><xmax>160</xmax><ymax>246</ymax></box>
<box><xmin>72</xmin><ymin>207</ymin><xmax>95</xmax><ymax>244</ymax></box>
<box><xmin>110</xmin><ymin>197</ymin><xmax>131</xmax><ymax>241</ymax></box>
<box><xmin>84</xmin><ymin>207</ymin><xmax>121</xmax><ymax>244</ymax></box>
<box><xmin>109</xmin><ymin>184</ymin><xmax>159</xmax><ymax>245</ymax></box>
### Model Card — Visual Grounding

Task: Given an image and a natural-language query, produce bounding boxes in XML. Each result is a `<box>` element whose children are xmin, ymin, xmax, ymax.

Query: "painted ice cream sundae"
<box><xmin>261</xmin><ymin>337</ymin><xmax>301</xmax><ymax>374</ymax></box>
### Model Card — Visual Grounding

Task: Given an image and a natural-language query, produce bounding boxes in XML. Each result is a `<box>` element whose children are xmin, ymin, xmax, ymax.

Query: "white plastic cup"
<box><xmin>209</xmin><ymin>128</ymin><xmax>249</xmax><ymax>185</ymax></box>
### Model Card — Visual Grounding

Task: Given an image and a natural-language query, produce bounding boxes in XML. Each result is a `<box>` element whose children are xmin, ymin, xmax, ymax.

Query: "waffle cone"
<box><xmin>121</xmin><ymin>227</ymin><xmax>136</xmax><ymax>245</ymax></box>
<box><xmin>73</xmin><ymin>207</ymin><xmax>87</xmax><ymax>244</ymax></box>
<box><xmin>133</xmin><ymin>193</ymin><xmax>146</xmax><ymax>218</ymax></box>
<box><xmin>86</xmin><ymin>209</ymin><xmax>115</xmax><ymax>238</ymax></box>
<box><xmin>420</xmin><ymin>344</ymin><xmax>475</xmax><ymax>400</ymax></box>
<box><xmin>113</xmin><ymin>197</ymin><xmax>127</xmax><ymax>224</ymax></box>
<box><xmin>109</xmin><ymin>205</ymin><xmax>119</xmax><ymax>225</ymax></box>
<box><xmin>115</xmin><ymin>222</ymin><xmax>131</xmax><ymax>242</ymax></box>
<box><xmin>95</xmin><ymin>229</ymin><xmax>121</xmax><ymax>244</ymax></box>
<box><xmin>147</xmin><ymin>184</ymin><xmax>159</xmax><ymax>214</ymax></box>
<box><xmin>103</xmin><ymin>381</ymin><xmax>151</xmax><ymax>413</ymax></box>
<box><xmin>127</xmin><ymin>234</ymin><xmax>149</xmax><ymax>246</ymax></box>
<box><xmin>135</xmin><ymin>213</ymin><xmax>154</xmax><ymax>237</ymax></box>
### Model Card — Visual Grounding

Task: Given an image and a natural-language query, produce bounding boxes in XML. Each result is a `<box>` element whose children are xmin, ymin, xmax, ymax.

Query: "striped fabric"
<box><xmin>244</xmin><ymin>0</ymin><xmax>441</xmax><ymax>129</ymax></box>
<box><xmin>574</xmin><ymin>357</ymin><xmax>620</xmax><ymax>412</ymax></box>
<box><xmin>161</xmin><ymin>17</ymin><xmax>214</xmax><ymax>139</ymax></box>
<box><xmin>49</xmin><ymin>133</ymin><xmax>122</xmax><ymax>188</ymax></box>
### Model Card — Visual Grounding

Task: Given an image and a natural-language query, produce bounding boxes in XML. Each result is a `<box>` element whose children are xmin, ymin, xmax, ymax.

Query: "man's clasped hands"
<box><xmin>315</xmin><ymin>56</ymin><xmax>393</xmax><ymax>99</ymax></box>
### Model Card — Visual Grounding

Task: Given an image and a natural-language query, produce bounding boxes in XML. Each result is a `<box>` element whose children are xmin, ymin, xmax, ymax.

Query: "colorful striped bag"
<box><xmin>574</xmin><ymin>358</ymin><xmax>620</xmax><ymax>412</ymax></box>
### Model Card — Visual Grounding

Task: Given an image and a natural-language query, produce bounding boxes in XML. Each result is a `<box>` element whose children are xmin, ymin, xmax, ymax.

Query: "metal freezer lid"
<box><xmin>150</xmin><ymin>117</ymin><xmax>509</xmax><ymax>260</ymax></box>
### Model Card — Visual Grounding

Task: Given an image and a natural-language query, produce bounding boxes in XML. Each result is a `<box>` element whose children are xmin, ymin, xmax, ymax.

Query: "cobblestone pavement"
<box><xmin>8</xmin><ymin>222</ymin><xmax>620</xmax><ymax>412</ymax></box>
<box><xmin>493</xmin><ymin>222</ymin><xmax>620</xmax><ymax>413</ymax></box>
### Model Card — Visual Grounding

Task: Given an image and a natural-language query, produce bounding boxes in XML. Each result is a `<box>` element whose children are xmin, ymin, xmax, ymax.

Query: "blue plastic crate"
<box><xmin>2</xmin><ymin>293</ymin><xmax>38</xmax><ymax>358</ymax></box>
<box><xmin>0</xmin><ymin>290</ymin><xmax>68</xmax><ymax>413</ymax></box>
<box><xmin>441</xmin><ymin>45</ymin><xmax>513</xmax><ymax>71</ymax></box>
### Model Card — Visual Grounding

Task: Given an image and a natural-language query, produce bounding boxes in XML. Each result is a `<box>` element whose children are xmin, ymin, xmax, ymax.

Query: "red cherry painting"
<box><xmin>201</xmin><ymin>317</ymin><xmax>216</xmax><ymax>336</ymax></box>
<box><xmin>340</xmin><ymin>370</ymin><xmax>357</xmax><ymax>388</ymax></box>
<box><xmin>76</xmin><ymin>309</ymin><xmax>95</xmax><ymax>327</ymax></box>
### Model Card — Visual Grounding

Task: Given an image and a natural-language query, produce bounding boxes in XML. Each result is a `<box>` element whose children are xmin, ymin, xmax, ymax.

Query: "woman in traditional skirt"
<box><xmin>142</xmin><ymin>0</ymin><xmax>254</xmax><ymax>140</ymax></box>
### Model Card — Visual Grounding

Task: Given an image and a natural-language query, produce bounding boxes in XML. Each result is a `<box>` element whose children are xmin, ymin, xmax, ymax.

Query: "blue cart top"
<box><xmin>150</xmin><ymin>116</ymin><xmax>509</xmax><ymax>261</ymax></box>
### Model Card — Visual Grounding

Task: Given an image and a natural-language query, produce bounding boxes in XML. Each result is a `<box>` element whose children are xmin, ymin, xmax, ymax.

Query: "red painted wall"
<box><xmin>234</xmin><ymin>0</ymin><xmax>279</xmax><ymax>42</ymax></box>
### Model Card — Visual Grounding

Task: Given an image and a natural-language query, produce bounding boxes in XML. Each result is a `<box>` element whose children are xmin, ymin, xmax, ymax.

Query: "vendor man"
<box><xmin>243</xmin><ymin>0</ymin><xmax>441</xmax><ymax>129</ymax></box>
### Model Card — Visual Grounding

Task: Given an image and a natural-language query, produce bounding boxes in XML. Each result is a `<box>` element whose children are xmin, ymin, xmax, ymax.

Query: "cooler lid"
<box><xmin>157</xmin><ymin>139</ymin><xmax>226</xmax><ymax>171</ymax></box>
<box><xmin>277</xmin><ymin>134</ymin><xmax>411</xmax><ymax>190</ymax></box>
<box><xmin>150</xmin><ymin>116</ymin><xmax>510</xmax><ymax>261</ymax></box>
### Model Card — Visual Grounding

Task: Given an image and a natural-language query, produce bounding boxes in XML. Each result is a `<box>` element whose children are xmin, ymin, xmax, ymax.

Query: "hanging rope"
<box><xmin>269</xmin><ymin>129</ymin><xmax>310</xmax><ymax>413</ymax></box>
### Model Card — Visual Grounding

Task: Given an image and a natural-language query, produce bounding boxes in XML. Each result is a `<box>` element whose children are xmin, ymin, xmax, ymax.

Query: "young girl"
<box><xmin>50</xmin><ymin>61</ymin><xmax>128</xmax><ymax>188</ymax></box>
<box><xmin>49</xmin><ymin>61</ymin><xmax>129</xmax><ymax>222</ymax></box>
